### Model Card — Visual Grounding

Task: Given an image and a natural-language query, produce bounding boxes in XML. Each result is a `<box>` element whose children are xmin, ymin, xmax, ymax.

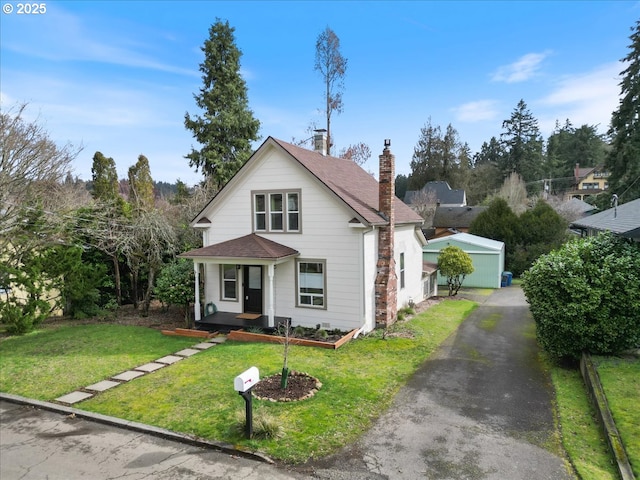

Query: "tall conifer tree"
<box><xmin>607</xmin><ymin>20</ymin><xmax>640</xmax><ymax>202</ymax></box>
<box><xmin>185</xmin><ymin>19</ymin><xmax>260</xmax><ymax>189</ymax></box>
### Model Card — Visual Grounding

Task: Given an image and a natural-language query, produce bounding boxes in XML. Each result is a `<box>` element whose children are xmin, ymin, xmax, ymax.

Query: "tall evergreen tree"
<box><xmin>314</xmin><ymin>26</ymin><xmax>347</xmax><ymax>155</ymax></box>
<box><xmin>184</xmin><ymin>19</ymin><xmax>261</xmax><ymax>189</ymax></box>
<box><xmin>500</xmin><ymin>99</ymin><xmax>544</xmax><ymax>184</ymax></box>
<box><xmin>128</xmin><ymin>154</ymin><xmax>155</xmax><ymax>212</ymax></box>
<box><xmin>90</xmin><ymin>151</ymin><xmax>120</xmax><ymax>202</ymax></box>
<box><xmin>607</xmin><ymin>20</ymin><xmax>640</xmax><ymax>202</ymax></box>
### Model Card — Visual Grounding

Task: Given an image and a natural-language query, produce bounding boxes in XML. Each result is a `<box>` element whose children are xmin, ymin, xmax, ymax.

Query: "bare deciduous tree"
<box><xmin>0</xmin><ymin>103</ymin><xmax>81</xmax><ymax>249</ymax></box>
<box><xmin>314</xmin><ymin>26</ymin><xmax>347</xmax><ymax>156</ymax></box>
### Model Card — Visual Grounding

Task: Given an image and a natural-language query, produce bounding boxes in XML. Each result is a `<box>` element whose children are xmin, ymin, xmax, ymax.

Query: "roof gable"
<box><xmin>192</xmin><ymin>137</ymin><xmax>423</xmax><ymax>227</ymax></box>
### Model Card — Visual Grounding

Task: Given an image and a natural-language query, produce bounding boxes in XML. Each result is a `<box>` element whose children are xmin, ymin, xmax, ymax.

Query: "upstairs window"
<box><xmin>252</xmin><ymin>190</ymin><xmax>301</xmax><ymax>233</ymax></box>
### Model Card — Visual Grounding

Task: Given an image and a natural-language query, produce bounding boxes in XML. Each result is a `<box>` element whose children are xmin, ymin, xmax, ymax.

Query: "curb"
<box><xmin>580</xmin><ymin>353</ymin><xmax>636</xmax><ymax>480</ymax></box>
<box><xmin>0</xmin><ymin>392</ymin><xmax>275</xmax><ymax>465</ymax></box>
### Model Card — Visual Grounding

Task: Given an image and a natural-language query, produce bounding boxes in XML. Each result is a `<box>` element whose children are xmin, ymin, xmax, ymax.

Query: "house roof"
<box><xmin>191</xmin><ymin>137</ymin><xmax>423</xmax><ymax>228</ymax></box>
<box><xmin>179</xmin><ymin>233</ymin><xmax>300</xmax><ymax>260</ymax></box>
<box><xmin>273</xmin><ymin>138</ymin><xmax>423</xmax><ymax>226</ymax></box>
<box><xmin>425</xmin><ymin>232</ymin><xmax>504</xmax><ymax>251</ymax></box>
<box><xmin>570</xmin><ymin>198</ymin><xmax>640</xmax><ymax>240</ymax></box>
<box><xmin>404</xmin><ymin>181</ymin><xmax>466</xmax><ymax>206</ymax></box>
<box><xmin>432</xmin><ymin>206</ymin><xmax>487</xmax><ymax>228</ymax></box>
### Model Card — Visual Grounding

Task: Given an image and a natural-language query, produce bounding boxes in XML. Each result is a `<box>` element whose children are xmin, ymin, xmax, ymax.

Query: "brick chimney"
<box><xmin>313</xmin><ymin>129</ymin><xmax>327</xmax><ymax>156</ymax></box>
<box><xmin>375</xmin><ymin>139</ymin><xmax>397</xmax><ymax>327</ymax></box>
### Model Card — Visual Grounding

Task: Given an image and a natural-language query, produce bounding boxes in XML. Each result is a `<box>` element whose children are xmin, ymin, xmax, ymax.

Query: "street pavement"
<box><xmin>0</xmin><ymin>398</ymin><xmax>308</xmax><ymax>480</ymax></box>
<box><xmin>1</xmin><ymin>286</ymin><xmax>575</xmax><ymax>479</ymax></box>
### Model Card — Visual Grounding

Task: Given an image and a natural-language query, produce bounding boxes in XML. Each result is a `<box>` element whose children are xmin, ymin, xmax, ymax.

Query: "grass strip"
<box><xmin>79</xmin><ymin>299</ymin><xmax>476</xmax><ymax>463</ymax></box>
<box><xmin>592</xmin><ymin>355</ymin><xmax>640</xmax><ymax>479</ymax></box>
<box><xmin>550</xmin><ymin>360</ymin><xmax>618</xmax><ymax>480</ymax></box>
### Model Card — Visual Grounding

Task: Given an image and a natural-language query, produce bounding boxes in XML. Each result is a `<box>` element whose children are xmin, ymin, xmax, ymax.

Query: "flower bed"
<box><xmin>227</xmin><ymin>328</ymin><xmax>358</xmax><ymax>349</ymax></box>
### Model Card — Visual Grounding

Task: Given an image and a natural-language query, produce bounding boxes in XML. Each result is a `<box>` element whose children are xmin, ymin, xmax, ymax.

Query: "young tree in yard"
<box><xmin>315</xmin><ymin>26</ymin><xmax>347</xmax><ymax>155</ymax></box>
<box><xmin>154</xmin><ymin>259</ymin><xmax>195</xmax><ymax>327</ymax></box>
<box><xmin>438</xmin><ymin>246</ymin><xmax>474</xmax><ymax>296</ymax></box>
<box><xmin>184</xmin><ymin>19</ymin><xmax>261</xmax><ymax>189</ymax></box>
<box><xmin>607</xmin><ymin>20</ymin><xmax>640</xmax><ymax>202</ymax></box>
<box><xmin>522</xmin><ymin>233</ymin><xmax>640</xmax><ymax>360</ymax></box>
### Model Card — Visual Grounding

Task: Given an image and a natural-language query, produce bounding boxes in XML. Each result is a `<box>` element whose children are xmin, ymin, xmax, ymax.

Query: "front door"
<box><xmin>243</xmin><ymin>265</ymin><xmax>263</xmax><ymax>314</ymax></box>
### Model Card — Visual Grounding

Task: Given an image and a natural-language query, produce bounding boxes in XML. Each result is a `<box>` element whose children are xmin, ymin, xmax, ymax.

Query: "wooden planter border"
<box><xmin>227</xmin><ymin>328</ymin><xmax>358</xmax><ymax>349</ymax></box>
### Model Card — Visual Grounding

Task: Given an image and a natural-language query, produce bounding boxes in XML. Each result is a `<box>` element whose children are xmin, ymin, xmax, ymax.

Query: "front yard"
<box><xmin>0</xmin><ymin>299</ymin><xmax>475</xmax><ymax>463</ymax></box>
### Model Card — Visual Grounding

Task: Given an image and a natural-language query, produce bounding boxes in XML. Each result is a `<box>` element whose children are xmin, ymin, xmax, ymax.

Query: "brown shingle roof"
<box><xmin>273</xmin><ymin>138</ymin><xmax>423</xmax><ymax>226</ymax></box>
<box><xmin>179</xmin><ymin>233</ymin><xmax>299</xmax><ymax>260</ymax></box>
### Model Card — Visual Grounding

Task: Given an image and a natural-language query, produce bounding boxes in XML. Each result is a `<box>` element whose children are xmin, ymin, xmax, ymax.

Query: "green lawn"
<box><xmin>592</xmin><ymin>355</ymin><xmax>640</xmax><ymax>479</ymax></box>
<box><xmin>0</xmin><ymin>300</ymin><xmax>475</xmax><ymax>463</ymax></box>
<box><xmin>0</xmin><ymin>325</ymin><xmax>195</xmax><ymax>399</ymax></box>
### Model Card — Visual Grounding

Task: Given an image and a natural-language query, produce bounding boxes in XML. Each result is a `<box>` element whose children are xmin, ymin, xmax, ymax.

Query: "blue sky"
<box><xmin>1</xmin><ymin>1</ymin><xmax>637</xmax><ymax>186</ymax></box>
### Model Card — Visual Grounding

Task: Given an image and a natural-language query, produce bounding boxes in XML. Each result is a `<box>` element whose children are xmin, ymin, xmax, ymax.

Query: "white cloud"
<box><xmin>452</xmin><ymin>100</ymin><xmax>500</xmax><ymax>122</ymax></box>
<box><xmin>537</xmin><ymin>61</ymin><xmax>622</xmax><ymax>133</ymax></box>
<box><xmin>492</xmin><ymin>52</ymin><xmax>550</xmax><ymax>83</ymax></box>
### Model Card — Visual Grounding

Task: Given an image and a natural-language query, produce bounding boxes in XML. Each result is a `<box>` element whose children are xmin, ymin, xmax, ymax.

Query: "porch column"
<box><xmin>267</xmin><ymin>263</ymin><xmax>275</xmax><ymax>327</ymax></box>
<box><xmin>193</xmin><ymin>262</ymin><xmax>201</xmax><ymax>321</ymax></box>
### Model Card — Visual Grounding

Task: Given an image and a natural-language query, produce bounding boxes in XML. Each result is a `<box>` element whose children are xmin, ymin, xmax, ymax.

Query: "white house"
<box><xmin>180</xmin><ymin>133</ymin><xmax>427</xmax><ymax>334</ymax></box>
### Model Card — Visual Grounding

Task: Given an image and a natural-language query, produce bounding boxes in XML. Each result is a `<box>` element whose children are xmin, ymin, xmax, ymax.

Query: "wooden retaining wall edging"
<box><xmin>227</xmin><ymin>329</ymin><xmax>358</xmax><ymax>349</ymax></box>
<box><xmin>580</xmin><ymin>352</ymin><xmax>636</xmax><ymax>480</ymax></box>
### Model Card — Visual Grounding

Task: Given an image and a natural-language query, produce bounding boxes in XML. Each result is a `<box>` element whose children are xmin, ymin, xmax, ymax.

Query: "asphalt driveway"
<box><xmin>304</xmin><ymin>286</ymin><xmax>575</xmax><ymax>479</ymax></box>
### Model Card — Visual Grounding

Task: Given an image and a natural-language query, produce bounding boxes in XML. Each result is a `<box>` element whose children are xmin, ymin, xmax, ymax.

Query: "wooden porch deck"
<box><xmin>195</xmin><ymin>311</ymin><xmax>290</xmax><ymax>333</ymax></box>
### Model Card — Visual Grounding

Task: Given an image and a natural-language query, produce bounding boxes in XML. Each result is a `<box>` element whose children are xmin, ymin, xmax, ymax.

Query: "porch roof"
<box><xmin>179</xmin><ymin>233</ymin><xmax>300</xmax><ymax>262</ymax></box>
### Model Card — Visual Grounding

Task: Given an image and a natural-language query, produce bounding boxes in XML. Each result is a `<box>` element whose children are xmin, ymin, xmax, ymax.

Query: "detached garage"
<box><xmin>423</xmin><ymin>233</ymin><xmax>505</xmax><ymax>289</ymax></box>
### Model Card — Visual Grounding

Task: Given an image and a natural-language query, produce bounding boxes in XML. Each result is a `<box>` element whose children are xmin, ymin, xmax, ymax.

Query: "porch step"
<box><xmin>161</xmin><ymin>328</ymin><xmax>216</xmax><ymax>339</ymax></box>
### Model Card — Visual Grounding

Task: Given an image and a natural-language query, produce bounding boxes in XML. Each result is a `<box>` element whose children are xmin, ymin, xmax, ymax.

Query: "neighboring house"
<box><xmin>570</xmin><ymin>198</ymin><xmax>640</xmax><ymax>241</ymax></box>
<box><xmin>180</xmin><ymin>133</ymin><xmax>428</xmax><ymax>334</ymax></box>
<box><xmin>404</xmin><ymin>181</ymin><xmax>466</xmax><ymax>207</ymax></box>
<box><xmin>568</xmin><ymin>163</ymin><xmax>610</xmax><ymax>201</ymax></box>
<box><xmin>423</xmin><ymin>233</ymin><xmax>505</xmax><ymax>289</ymax></box>
<box><xmin>429</xmin><ymin>206</ymin><xmax>487</xmax><ymax>239</ymax></box>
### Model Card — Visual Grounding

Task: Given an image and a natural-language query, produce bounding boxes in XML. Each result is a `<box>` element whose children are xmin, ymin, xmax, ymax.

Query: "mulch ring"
<box><xmin>252</xmin><ymin>371</ymin><xmax>322</xmax><ymax>402</ymax></box>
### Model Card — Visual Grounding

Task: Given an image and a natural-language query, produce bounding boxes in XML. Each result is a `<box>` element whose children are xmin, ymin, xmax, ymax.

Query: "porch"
<box><xmin>195</xmin><ymin>310</ymin><xmax>291</xmax><ymax>333</ymax></box>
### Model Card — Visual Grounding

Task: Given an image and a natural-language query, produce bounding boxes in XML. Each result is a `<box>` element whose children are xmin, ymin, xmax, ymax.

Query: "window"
<box><xmin>254</xmin><ymin>194</ymin><xmax>266</xmax><ymax>231</ymax></box>
<box><xmin>399</xmin><ymin>252</ymin><xmax>405</xmax><ymax>289</ymax></box>
<box><xmin>221</xmin><ymin>264</ymin><xmax>238</xmax><ymax>300</ymax></box>
<box><xmin>270</xmin><ymin>193</ymin><xmax>283</xmax><ymax>231</ymax></box>
<box><xmin>297</xmin><ymin>260</ymin><xmax>326</xmax><ymax>308</ymax></box>
<box><xmin>252</xmin><ymin>190</ymin><xmax>301</xmax><ymax>233</ymax></box>
<box><xmin>287</xmin><ymin>192</ymin><xmax>299</xmax><ymax>231</ymax></box>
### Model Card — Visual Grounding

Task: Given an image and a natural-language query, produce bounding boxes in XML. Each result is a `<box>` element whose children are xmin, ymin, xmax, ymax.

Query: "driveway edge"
<box><xmin>0</xmin><ymin>392</ymin><xmax>275</xmax><ymax>465</ymax></box>
<box><xmin>580</xmin><ymin>353</ymin><xmax>636</xmax><ymax>480</ymax></box>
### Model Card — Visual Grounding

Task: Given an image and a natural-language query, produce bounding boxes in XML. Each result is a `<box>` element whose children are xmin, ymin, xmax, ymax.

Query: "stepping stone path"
<box><xmin>54</xmin><ymin>335</ymin><xmax>227</xmax><ymax>406</ymax></box>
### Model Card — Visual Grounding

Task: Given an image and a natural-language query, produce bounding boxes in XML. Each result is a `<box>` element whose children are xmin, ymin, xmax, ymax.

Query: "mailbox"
<box><xmin>234</xmin><ymin>366</ymin><xmax>260</xmax><ymax>393</ymax></box>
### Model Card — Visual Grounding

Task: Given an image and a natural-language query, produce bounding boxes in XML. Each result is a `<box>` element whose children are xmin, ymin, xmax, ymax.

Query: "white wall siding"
<box><xmin>395</xmin><ymin>225</ymin><xmax>424</xmax><ymax>307</ymax></box>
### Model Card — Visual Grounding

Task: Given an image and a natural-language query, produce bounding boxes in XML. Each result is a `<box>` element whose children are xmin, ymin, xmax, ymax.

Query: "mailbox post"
<box><xmin>234</xmin><ymin>366</ymin><xmax>260</xmax><ymax>439</ymax></box>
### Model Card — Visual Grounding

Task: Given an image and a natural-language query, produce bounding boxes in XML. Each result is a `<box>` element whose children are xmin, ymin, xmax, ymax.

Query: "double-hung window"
<box><xmin>253</xmin><ymin>190</ymin><xmax>300</xmax><ymax>233</ymax></box>
<box><xmin>221</xmin><ymin>264</ymin><xmax>238</xmax><ymax>301</ymax></box>
<box><xmin>297</xmin><ymin>260</ymin><xmax>326</xmax><ymax>308</ymax></box>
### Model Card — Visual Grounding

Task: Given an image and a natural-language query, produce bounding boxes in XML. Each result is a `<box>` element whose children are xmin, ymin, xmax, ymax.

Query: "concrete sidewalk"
<box><xmin>304</xmin><ymin>286</ymin><xmax>575</xmax><ymax>479</ymax></box>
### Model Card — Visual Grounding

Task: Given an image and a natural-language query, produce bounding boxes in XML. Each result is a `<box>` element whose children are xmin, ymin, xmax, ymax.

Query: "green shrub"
<box><xmin>522</xmin><ymin>233</ymin><xmax>640</xmax><ymax>360</ymax></box>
